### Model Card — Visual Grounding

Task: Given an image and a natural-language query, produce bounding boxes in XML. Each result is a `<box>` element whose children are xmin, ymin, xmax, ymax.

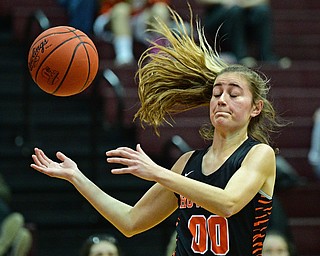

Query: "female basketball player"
<box><xmin>31</xmin><ymin>7</ymin><xmax>283</xmax><ymax>255</ymax></box>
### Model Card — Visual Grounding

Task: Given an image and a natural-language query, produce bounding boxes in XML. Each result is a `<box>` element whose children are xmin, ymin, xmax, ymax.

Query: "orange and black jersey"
<box><xmin>173</xmin><ymin>137</ymin><xmax>272</xmax><ymax>255</ymax></box>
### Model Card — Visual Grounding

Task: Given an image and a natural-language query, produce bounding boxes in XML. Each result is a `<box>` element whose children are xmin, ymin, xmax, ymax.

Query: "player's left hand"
<box><xmin>106</xmin><ymin>144</ymin><xmax>165</xmax><ymax>181</ymax></box>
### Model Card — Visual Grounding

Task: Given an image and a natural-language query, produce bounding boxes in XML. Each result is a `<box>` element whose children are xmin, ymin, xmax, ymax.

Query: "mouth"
<box><xmin>214</xmin><ymin>111</ymin><xmax>231</xmax><ymax>116</ymax></box>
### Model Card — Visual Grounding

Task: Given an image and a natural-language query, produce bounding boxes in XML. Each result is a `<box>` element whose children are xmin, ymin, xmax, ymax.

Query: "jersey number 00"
<box><xmin>188</xmin><ymin>215</ymin><xmax>229</xmax><ymax>255</ymax></box>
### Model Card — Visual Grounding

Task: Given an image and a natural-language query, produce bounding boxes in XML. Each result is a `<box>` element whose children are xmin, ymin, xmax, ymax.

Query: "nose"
<box><xmin>218</xmin><ymin>93</ymin><xmax>227</xmax><ymax>105</ymax></box>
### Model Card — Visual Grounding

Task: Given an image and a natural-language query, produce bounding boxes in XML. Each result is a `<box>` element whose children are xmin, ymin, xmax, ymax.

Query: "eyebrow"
<box><xmin>213</xmin><ymin>83</ymin><xmax>242</xmax><ymax>89</ymax></box>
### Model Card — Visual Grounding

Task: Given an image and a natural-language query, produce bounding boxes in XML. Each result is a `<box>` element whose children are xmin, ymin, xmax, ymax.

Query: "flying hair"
<box><xmin>135</xmin><ymin>4</ymin><xmax>228</xmax><ymax>133</ymax></box>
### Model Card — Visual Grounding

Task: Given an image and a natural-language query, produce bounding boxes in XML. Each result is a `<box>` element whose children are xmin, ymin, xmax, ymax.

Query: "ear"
<box><xmin>251</xmin><ymin>100</ymin><xmax>263</xmax><ymax>117</ymax></box>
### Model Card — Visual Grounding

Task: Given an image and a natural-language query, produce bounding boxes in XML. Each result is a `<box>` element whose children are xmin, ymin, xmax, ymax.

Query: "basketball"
<box><xmin>27</xmin><ymin>26</ymin><xmax>99</xmax><ymax>96</ymax></box>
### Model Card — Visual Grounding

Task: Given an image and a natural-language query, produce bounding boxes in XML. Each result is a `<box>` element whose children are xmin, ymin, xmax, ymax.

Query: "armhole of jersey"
<box><xmin>259</xmin><ymin>190</ymin><xmax>272</xmax><ymax>200</ymax></box>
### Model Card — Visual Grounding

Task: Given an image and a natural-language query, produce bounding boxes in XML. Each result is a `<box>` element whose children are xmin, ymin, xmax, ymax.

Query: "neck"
<box><xmin>211</xmin><ymin>131</ymin><xmax>248</xmax><ymax>155</ymax></box>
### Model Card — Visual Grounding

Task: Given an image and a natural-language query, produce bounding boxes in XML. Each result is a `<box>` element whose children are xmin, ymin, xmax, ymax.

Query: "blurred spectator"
<box><xmin>165</xmin><ymin>230</ymin><xmax>177</xmax><ymax>256</ymax></box>
<box><xmin>262</xmin><ymin>229</ymin><xmax>297</xmax><ymax>256</ymax></box>
<box><xmin>80</xmin><ymin>233</ymin><xmax>122</xmax><ymax>256</ymax></box>
<box><xmin>57</xmin><ymin>0</ymin><xmax>98</xmax><ymax>35</ymax></box>
<box><xmin>0</xmin><ymin>174</ymin><xmax>32</xmax><ymax>256</ymax></box>
<box><xmin>308</xmin><ymin>108</ymin><xmax>320</xmax><ymax>179</ymax></box>
<box><xmin>196</xmin><ymin>0</ymin><xmax>291</xmax><ymax>68</ymax></box>
<box><xmin>93</xmin><ymin>0</ymin><xmax>170</xmax><ymax>66</ymax></box>
<box><xmin>0</xmin><ymin>174</ymin><xmax>11</xmax><ymax>220</ymax></box>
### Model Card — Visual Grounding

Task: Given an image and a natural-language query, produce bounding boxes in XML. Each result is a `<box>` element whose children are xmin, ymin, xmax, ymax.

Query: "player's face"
<box><xmin>210</xmin><ymin>72</ymin><xmax>261</xmax><ymax>132</ymax></box>
<box><xmin>89</xmin><ymin>241</ymin><xmax>119</xmax><ymax>256</ymax></box>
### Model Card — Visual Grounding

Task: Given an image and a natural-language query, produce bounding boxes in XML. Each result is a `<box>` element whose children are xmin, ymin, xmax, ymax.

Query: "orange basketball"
<box><xmin>27</xmin><ymin>26</ymin><xmax>99</xmax><ymax>96</ymax></box>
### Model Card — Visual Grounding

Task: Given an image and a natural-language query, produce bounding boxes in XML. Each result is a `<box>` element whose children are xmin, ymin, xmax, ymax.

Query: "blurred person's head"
<box><xmin>262</xmin><ymin>230</ymin><xmax>291</xmax><ymax>256</ymax></box>
<box><xmin>80</xmin><ymin>233</ymin><xmax>122</xmax><ymax>256</ymax></box>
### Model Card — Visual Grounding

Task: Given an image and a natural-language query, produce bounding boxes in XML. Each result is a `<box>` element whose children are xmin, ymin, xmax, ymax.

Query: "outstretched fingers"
<box><xmin>107</xmin><ymin>146</ymin><xmax>136</xmax><ymax>155</ymax></box>
<box><xmin>107</xmin><ymin>156</ymin><xmax>126</xmax><ymax>165</ymax></box>
<box><xmin>106</xmin><ymin>144</ymin><xmax>159</xmax><ymax>181</ymax></box>
<box><xmin>110</xmin><ymin>166</ymin><xmax>135</xmax><ymax>175</ymax></box>
<box><xmin>106</xmin><ymin>147</ymin><xmax>137</xmax><ymax>161</ymax></box>
<box><xmin>106</xmin><ymin>146</ymin><xmax>141</xmax><ymax>173</ymax></box>
<box><xmin>106</xmin><ymin>154</ymin><xmax>137</xmax><ymax>168</ymax></box>
<box><xmin>31</xmin><ymin>154</ymin><xmax>43</xmax><ymax>168</ymax></box>
<box><xmin>33</xmin><ymin>148</ymin><xmax>52</xmax><ymax>167</ymax></box>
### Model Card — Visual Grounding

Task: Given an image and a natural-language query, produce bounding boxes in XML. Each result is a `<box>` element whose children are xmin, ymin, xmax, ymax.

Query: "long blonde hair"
<box><xmin>135</xmin><ymin>5</ymin><xmax>281</xmax><ymax>145</ymax></box>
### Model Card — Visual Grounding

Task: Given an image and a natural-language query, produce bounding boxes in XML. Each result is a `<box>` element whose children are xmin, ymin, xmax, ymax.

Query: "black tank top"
<box><xmin>174</xmin><ymin>137</ymin><xmax>272</xmax><ymax>256</ymax></box>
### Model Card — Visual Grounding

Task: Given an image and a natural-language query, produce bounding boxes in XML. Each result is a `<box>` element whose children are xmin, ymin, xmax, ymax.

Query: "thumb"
<box><xmin>56</xmin><ymin>151</ymin><xmax>68</xmax><ymax>162</ymax></box>
<box><xmin>136</xmin><ymin>144</ymin><xmax>145</xmax><ymax>154</ymax></box>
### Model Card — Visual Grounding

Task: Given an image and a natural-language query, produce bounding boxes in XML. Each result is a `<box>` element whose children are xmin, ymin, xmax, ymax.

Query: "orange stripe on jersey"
<box><xmin>255</xmin><ymin>213</ymin><xmax>269</xmax><ymax>219</ymax></box>
<box><xmin>258</xmin><ymin>199</ymin><xmax>271</xmax><ymax>204</ymax></box>
<box><xmin>253</xmin><ymin>246</ymin><xmax>263</xmax><ymax>255</ymax></box>
<box><xmin>253</xmin><ymin>233</ymin><xmax>265</xmax><ymax>242</ymax></box>
<box><xmin>252</xmin><ymin>194</ymin><xmax>272</xmax><ymax>256</ymax></box>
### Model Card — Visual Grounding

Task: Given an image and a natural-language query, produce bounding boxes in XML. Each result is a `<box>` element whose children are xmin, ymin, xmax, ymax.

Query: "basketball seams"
<box><xmin>68</xmin><ymin>28</ymin><xmax>98</xmax><ymax>93</ymax></box>
<box><xmin>50</xmin><ymin>28</ymin><xmax>98</xmax><ymax>95</ymax></box>
<box><xmin>28</xmin><ymin>26</ymin><xmax>98</xmax><ymax>96</ymax></box>
<box><xmin>53</xmin><ymin>42</ymin><xmax>98</xmax><ymax>95</ymax></box>
<box><xmin>69</xmin><ymin>29</ymin><xmax>92</xmax><ymax>93</ymax></box>
<box><xmin>28</xmin><ymin>33</ymin><xmax>87</xmax><ymax>74</ymax></box>
<box><xmin>34</xmin><ymin>35</ymin><xmax>87</xmax><ymax>83</ymax></box>
<box><xmin>52</xmin><ymin>41</ymin><xmax>90</xmax><ymax>95</ymax></box>
<box><xmin>79</xmin><ymin>42</ymin><xmax>95</xmax><ymax>92</ymax></box>
<box><xmin>68</xmin><ymin>27</ymin><xmax>98</xmax><ymax>56</ymax></box>
<box><xmin>30</xmin><ymin>29</ymin><xmax>78</xmax><ymax>50</ymax></box>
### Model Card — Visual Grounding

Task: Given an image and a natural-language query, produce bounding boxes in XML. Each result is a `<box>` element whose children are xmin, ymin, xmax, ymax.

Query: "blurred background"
<box><xmin>0</xmin><ymin>0</ymin><xmax>319</xmax><ymax>255</ymax></box>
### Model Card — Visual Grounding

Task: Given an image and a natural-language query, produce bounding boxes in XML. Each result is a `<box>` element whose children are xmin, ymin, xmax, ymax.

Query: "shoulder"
<box><xmin>240</xmin><ymin>143</ymin><xmax>276</xmax><ymax>196</ymax></box>
<box><xmin>171</xmin><ymin>151</ymin><xmax>194</xmax><ymax>175</ymax></box>
<box><xmin>250</xmin><ymin>143</ymin><xmax>275</xmax><ymax>156</ymax></box>
<box><xmin>249</xmin><ymin>144</ymin><xmax>276</xmax><ymax>196</ymax></box>
<box><xmin>243</xmin><ymin>143</ymin><xmax>276</xmax><ymax>174</ymax></box>
<box><xmin>244</xmin><ymin>143</ymin><xmax>275</xmax><ymax>163</ymax></box>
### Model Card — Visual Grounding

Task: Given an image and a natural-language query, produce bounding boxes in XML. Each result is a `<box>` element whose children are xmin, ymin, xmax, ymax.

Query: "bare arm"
<box><xmin>30</xmin><ymin>148</ymin><xmax>190</xmax><ymax>237</ymax></box>
<box><xmin>75</xmin><ymin>174</ymin><xmax>178</xmax><ymax>236</ymax></box>
<box><xmin>107</xmin><ymin>144</ymin><xmax>275</xmax><ymax>217</ymax></box>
